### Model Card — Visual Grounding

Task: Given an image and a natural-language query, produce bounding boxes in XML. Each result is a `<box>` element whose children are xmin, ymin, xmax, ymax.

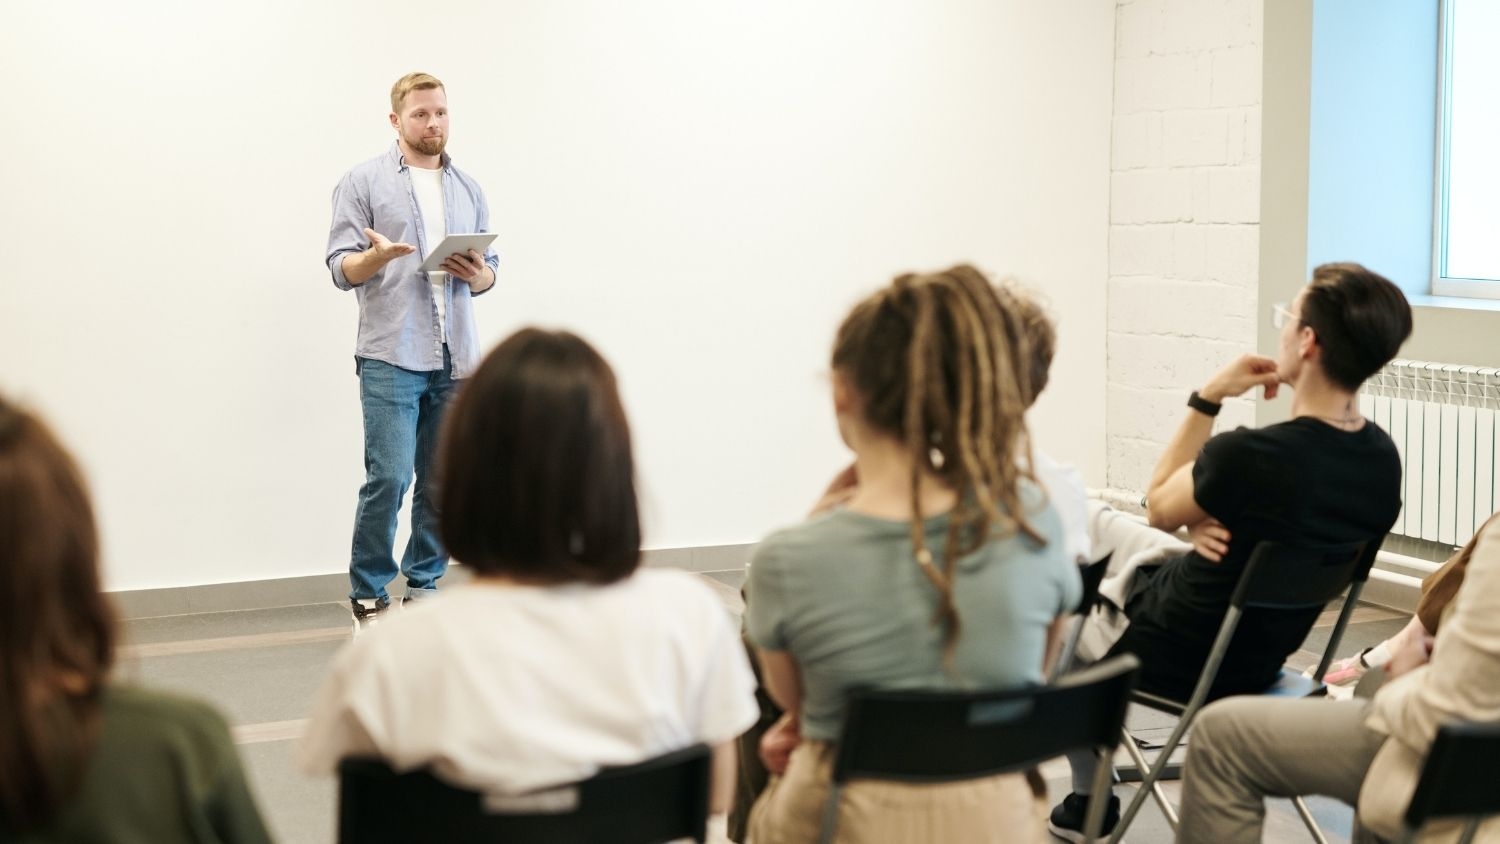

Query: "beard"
<box><xmin>408</xmin><ymin>133</ymin><xmax>446</xmax><ymax>157</ymax></box>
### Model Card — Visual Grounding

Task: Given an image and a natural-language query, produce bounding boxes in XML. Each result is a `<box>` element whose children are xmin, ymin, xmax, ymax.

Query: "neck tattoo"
<box><xmin>1313</xmin><ymin>402</ymin><xmax>1360</xmax><ymax>428</ymax></box>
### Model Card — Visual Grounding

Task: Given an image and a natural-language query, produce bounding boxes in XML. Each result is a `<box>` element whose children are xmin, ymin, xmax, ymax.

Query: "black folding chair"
<box><xmin>1393</xmin><ymin>721</ymin><xmax>1500</xmax><ymax>844</ymax></box>
<box><xmin>819</xmin><ymin>654</ymin><xmax>1141</xmax><ymax>844</ymax></box>
<box><xmin>1110</xmin><ymin>539</ymin><xmax>1376</xmax><ymax>843</ymax></box>
<box><xmin>338</xmin><ymin>744</ymin><xmax>710</xmax><ymax>843</ymax></box>
<box><xmin>1049</xmin><ymin>556</ymin><xmax>1112</xmax><ymax>682</ymax></box>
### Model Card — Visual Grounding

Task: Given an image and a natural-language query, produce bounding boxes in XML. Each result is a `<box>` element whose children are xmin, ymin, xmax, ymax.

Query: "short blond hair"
<box><xmin>390</xmin><ymin>72</ymin><xmax>444</xmax><ymax>114</ymax></box>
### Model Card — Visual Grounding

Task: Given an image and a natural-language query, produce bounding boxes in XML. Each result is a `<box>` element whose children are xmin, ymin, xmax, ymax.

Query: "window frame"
<box><xmin>1432</xmin><ymin>0</ymin><xmax>1500</xmax><ymax>299</ymax></box>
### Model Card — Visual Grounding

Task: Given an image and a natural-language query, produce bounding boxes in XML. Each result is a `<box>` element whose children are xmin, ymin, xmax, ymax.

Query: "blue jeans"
<box><xmin>349</xmin><ymin>350</ymin><xmax>457</xmax><ymax>601</ymax></box>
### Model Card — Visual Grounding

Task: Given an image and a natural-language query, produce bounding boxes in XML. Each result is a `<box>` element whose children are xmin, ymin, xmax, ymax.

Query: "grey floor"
<box><xmin>115</xmin><ymin>569</ymin><xmax>1404</xmax><ymax>844</ymax></box>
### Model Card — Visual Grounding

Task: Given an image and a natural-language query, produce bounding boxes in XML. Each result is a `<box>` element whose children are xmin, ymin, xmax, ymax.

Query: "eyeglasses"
<box><xmin>1271</xmin><ymin>302</ymin><xmax>1300</xmax><ymax>330</ymax></box>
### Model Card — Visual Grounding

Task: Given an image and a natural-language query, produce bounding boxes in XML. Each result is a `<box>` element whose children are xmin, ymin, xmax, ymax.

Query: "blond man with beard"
<box><xmin>326</xmin><ymin>72</ymin><xmax>499</xmax><ymax>629</ymax></box>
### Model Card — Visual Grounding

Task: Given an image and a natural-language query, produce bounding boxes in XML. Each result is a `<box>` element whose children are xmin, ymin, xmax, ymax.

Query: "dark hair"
<box><xmin>1300</xmin><ymin>263</ymin><xmax>1413</xmax><ymax>391</ymax></box>
<box><xmin>831</xmin><ymin>265</ymin><xmax>1040</xmax><ymax>661</ymax></box>
<box><xmin>993</xmin><ymin>282</ymin><xmax>1055</xmax><ymax>408</ymax></box>
<box><xmin>0</xmin><ymin>397</ymin><xmax>116</xmax><ymax>833</ymax></box>
<box><xmin>438</xmin><ymin>329</ymin><xmax>640</xmax><ymax>584</ymax></box>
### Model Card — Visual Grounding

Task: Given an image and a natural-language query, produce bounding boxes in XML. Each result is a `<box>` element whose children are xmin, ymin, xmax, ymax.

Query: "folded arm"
<box><xmin>1147</xmin><ymin>354</ymin><xmax>1280</xmax><ymax>532</ymax></box>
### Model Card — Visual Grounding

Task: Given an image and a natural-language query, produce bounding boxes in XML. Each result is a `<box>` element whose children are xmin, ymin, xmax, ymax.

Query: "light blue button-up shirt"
<box><xmin>326</xmin><ymin>142</ymin><xmax>499</xmax><ymax>379</ymax></box>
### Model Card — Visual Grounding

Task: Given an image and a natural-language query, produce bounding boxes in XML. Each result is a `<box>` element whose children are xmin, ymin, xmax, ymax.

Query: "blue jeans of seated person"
<box><xmin>349</xmin><ymin>349</ymin><xmax>457</xmax><ymax>602</ymax></box>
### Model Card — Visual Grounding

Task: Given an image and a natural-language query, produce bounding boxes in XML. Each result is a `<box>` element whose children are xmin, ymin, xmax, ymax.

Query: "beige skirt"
<box><xmin>746</xmin><ymin>740</ymin><xmax>1050</xmax><ymax>844</ymax></box>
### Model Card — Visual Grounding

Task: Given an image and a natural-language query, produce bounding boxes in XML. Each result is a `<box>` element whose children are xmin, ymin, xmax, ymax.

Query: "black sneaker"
<box><xmin>1048</xmin><ymin>791</ymin><xmax>1120</xmax><ymax>843</ymax></box>
<box><xmin>350</xmin><ymin>597</ymin><xmax>390</xmax><ymax>634</ymax></box>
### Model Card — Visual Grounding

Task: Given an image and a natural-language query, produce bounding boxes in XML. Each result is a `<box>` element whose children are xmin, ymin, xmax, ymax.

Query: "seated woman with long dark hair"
<box><xmin>300</xmin><ymin>328</ymin><xmax>758</xmax><ymax>831</ymax></box>
<box><xmin>745</xmin><ymin>266</ymin><xmax>1081</xmax><ymax>843</ymax></box>
<box><xmin>0</xmin><ymin>397</ymin><xmax>273</xmax><ymax>843</ymax></box>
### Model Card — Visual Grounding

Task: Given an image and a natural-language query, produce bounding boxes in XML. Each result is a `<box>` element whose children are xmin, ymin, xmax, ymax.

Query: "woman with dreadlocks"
<box><xmin>743</xmin><ymin>266</ymin><xmax>1080</xmax><ymax>843</ymax></box>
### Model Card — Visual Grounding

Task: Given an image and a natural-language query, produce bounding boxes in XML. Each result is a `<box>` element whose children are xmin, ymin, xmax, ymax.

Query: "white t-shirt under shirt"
<box><xmin>298</xmin><ymin>568</ymin><xmax>759</xmax><ymax>796</ymax></box>
<box><xmin>407</xmin><ymin>165</ymin><xmax>448</xmax><ymax>339</ymax></box>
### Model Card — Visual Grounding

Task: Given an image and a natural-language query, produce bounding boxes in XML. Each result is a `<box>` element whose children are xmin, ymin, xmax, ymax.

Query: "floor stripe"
<box><xmin>1311</xmin><ymin>604</ymin><xmax>1404</xmax><ymax>628</ymax></box>
<box><xmin>120</xmin><ymin>626</ymin><xmax>350</xmax><ymax>660</ymax></box>
<box><xmin>233</xmin><ymin>719</ymin><xmax>308</xmax><ymax>745</ymax></box>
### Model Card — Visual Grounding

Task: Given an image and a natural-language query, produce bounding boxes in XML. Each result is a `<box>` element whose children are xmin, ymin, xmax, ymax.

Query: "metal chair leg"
<box><xmin>1291</xmin><ymin>796</ymin><xmax>1330</xmax><ymax>844</ymax></box>
<box><xmin>1081</xmin><ymin>747</ymin><xmax>1115</xmax><ymax>841</ymax></box>
<box><xmin>817</xmin><ymin>782</ymin><xmax>842</xmax><ymax>844</ymax></box>
<box><xmin>1112</xmin><ymin>713</ymin><xmax>1194</xmax><ymax>842</ymax></box>
<box><xmin>1111</xmin><ymin>729</ymin><xmax>1152</xmax><ymax>844</ymax></box>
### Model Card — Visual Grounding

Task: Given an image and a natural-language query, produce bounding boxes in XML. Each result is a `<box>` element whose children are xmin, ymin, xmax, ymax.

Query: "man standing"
<box><xmin>326</xmin><ymin>72</ymin><xmax>498</xmax><ymax>629</ymax></box>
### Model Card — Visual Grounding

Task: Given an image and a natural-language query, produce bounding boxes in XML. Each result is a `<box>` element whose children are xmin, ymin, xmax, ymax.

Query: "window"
<box><xmin>1434</xmin><ymin>0</ymin><xmax>1500</xmax><ymax>297</ymax></box>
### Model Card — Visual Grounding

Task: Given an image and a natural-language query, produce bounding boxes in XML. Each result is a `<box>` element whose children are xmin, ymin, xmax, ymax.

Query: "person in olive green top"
<box><xmin>0</xmin><ymin>395</ymin><xmax>273</xmax><ymax>844</ymax></box>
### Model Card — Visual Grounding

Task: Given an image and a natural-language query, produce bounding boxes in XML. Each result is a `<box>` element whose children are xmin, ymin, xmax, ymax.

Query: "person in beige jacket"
<box><xmin>1174</xmin><ymin>513</ymin><xmax>1500</xmax><ymax>842</ymax></box>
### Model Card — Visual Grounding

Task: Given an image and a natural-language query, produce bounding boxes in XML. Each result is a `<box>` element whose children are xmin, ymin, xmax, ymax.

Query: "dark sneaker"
<box><xmin>1048</xmin><ymin>791</ymin><xmax>1120</xmax><ymax>843</ymax></box>
<box><xmin>350</xmin><ymin>597</ymin><xmax>390</xmax><ymax>634</ymax></box>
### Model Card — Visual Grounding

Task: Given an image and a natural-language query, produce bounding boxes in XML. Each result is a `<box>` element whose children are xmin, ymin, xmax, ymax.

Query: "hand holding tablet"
<box><xmin>417</xmin><ymin>233</ymin><xmax>498</xmax><ymax>274</ymax></box>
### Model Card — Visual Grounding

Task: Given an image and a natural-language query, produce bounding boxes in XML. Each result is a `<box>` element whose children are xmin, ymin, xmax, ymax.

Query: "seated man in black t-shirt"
<box><xmin>1047</xmin><ymin>262</ymin><xmax>1412</xmax><ymax>843</ymax></box>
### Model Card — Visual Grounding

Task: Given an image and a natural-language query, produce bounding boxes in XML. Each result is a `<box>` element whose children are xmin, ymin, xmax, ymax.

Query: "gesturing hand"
<box><xmin>1202</xmin><ymin>354</ymin><xmax>1282</xmax><ymax>403</ymax></box>
<box><xmin>363</xmin><ymin>227</ymin><xmax>415</xmax><ymax>261</ymax></box>
<box><xmin>440</xmin><ymin>248</ymin><xmax>488</xmax><ymax>283</ymax></box>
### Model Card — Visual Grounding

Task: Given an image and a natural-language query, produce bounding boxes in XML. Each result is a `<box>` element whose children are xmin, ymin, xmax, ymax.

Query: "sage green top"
<box><xmin>746</xmin><ymin>482</ymin><xmax>1081</xmax><ymax>741</ymax></box>
<box><xmin>12</xmin><ymin>686</ymin><xmax>272</xmax><ymax>844</ymax></box>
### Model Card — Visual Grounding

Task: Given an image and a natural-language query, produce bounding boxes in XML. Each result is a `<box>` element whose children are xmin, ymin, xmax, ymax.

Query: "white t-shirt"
<box><xmin>1033</xmin><ymin>448</ymin><xmax>1091</xmax><ymax>563</ymax></box>
<box><xmin>408</xmin><ymin>165</ymin><xmax>448</xmax><ymax>339</ymax></box>
<box><xmin>298</xmin><ymin>568</ymin><xmax>759</xmax><ymax>796</ymax></box>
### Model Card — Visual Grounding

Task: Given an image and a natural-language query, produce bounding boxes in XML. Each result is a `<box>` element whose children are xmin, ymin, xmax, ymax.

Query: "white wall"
<box><xmin>0</xmin><ymin>0</ymin><xmax>1114</xmax><ymax>591</ymax></box>
<box><xmin>1106</xmin><ymin>0</ymin><xmax>1265</xmax><ymax>494</ymax></box>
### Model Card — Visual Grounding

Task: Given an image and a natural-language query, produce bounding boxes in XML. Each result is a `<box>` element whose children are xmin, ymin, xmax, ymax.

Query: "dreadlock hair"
<box><xmin>831</xmin><ymin>264</ymin><xmax>1043</xmax><ymax>663</ymax></box>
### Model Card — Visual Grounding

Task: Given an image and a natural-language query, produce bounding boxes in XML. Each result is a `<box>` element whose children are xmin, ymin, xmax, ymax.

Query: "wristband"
<box><xmin>1187</xmin><ymin>391</ymin><xmax>1222</xmax><ymax>417</ymax></box>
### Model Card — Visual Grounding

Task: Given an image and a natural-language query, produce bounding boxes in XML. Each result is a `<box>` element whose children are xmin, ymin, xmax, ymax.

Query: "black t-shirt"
<box><xmin>1112</xmin><ymin>417</ymin><xmax>1402</xmax><ymax>699</ymax></box>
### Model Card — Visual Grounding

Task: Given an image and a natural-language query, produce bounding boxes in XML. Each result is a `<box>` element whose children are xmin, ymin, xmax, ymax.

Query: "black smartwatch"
<box><xmin>1187</xmin><ymin>390</ymin><xmax>1222</xmax><ymax>417</ymax></box>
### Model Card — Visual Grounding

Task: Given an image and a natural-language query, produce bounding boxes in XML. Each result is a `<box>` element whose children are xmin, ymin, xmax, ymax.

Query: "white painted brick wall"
<box><xmin>1109</xmin><ymin>333</ymin><xmax>1249</xmax><ymax>391</ymax></box>
<box><xmin>1162</xmin><ymin>110</ymin><xmax>1230</xmax><ymax>167</ymax></box>
<box><xmin>1107</xmin><ymin>276</ymin><xmax>1254</xmax><ymax>338</ymax></box>
<box><xmin>1106</xmin><ymin>0</ymin><xmax>1265</xmax><ymax>494</ymax></box>
<box><xmin>1108</xmin><ymin>225</ymin><xmax>1175</xmax><ymax>277</ymax></box>
<box><xmin>1112</xmin><ymin>111</ymin><xmax>1163</xmax><ymax>170</ymax></box>
<box><xmin>1112</xmin><ymin>169</ymin><xmax>1193</xmax><ymax>224</ymax></box>
<box><xmin>1211</xmin><ymin>45</ymin><xmax>1263</xmax><ymax>107</ymax></box>
<box><xmin>1202</xmin><ymin>224</ymin><xmax>1261</xmax><ymax>286</ymax></box>
<box><xmin>1198</xmin><ymin>166</ymin><xmax>1261</xmax><ymax>223</ymax></box>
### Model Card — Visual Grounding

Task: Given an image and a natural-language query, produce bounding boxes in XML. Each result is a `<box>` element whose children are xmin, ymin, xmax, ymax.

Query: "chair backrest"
<box><xmin>831</xmin><ymin>654</ymin><xmax>1140</xmax><ymax>784</ymax></box>
<box><xmin>1156</xmin><ymin>537</ymin><xmax>1376</xmax><ymax>698</ymax></box>
<box><xmin>338</xmin><ymin>744</ymin><xmax>710</xmax><ymax>844</ymax></box>
<box><xmin>1403</xmin><ymin>721</ymin><xmax>1500</xmax><ymax>831</ymax></box>
<box><xmin>1231</xmin><ymin>539</ymin><xmax>1374</xmax><ymax>611</ymax></box>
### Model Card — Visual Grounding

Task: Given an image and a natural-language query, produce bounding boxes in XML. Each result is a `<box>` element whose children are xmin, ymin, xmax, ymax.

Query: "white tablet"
<box><xmin>417</xmin><ymin>233</ymin><xmax>498</xmax><ymax>273</ymax></box>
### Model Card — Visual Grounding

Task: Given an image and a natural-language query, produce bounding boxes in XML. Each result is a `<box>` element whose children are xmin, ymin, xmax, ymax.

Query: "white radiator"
<box><xmin>1360</xmin><ymin>359</ymin><xmax>1500</xmax><ymax>549</ymax></box>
